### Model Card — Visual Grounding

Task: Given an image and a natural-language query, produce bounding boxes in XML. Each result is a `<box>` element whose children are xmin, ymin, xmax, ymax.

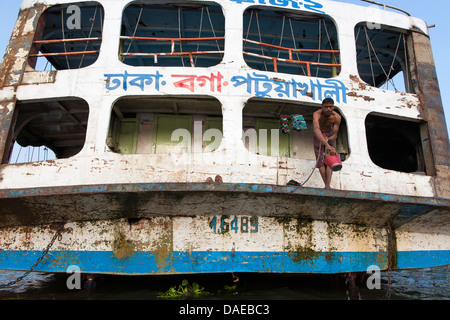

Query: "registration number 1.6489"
<box><xmin>209</xmin><ymin>216</ymin><xmax>259</xmax><ymax>234</ymax></box>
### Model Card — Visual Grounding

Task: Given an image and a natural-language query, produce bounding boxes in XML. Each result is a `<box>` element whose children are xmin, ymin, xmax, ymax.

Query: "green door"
<box><xmin>113</xmin><ymin>118</ymin><xmax>139</xmax><ymax>154</ymax></box>
<box><xmin>154</xmin><ymin>115</ymin><xmax>192</xmax><ymax>154</ymax></box>
<box><xmin>256</xmin><ymin>119</ymin><xmax>291</xmax><ymax>157</ymax></box>
<box><xmin>204</xmin><ymin>117</ymin><xmax>223</xmax><ymax>152</ymax></box>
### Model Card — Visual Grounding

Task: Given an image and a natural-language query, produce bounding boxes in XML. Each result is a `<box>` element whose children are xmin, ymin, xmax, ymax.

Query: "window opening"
<box><xmin>9</xmin><ymin>145</ymin><xmax>56</xmax><ymax>164</ymax></box>
<box><xmin>120</xmin><ymin>3</ymin><xmax>225</xmax><ymax>67</ymax></box>
<box><xmin>242</xmin><ymin>99</ymin><xmax>349</xmax><ymax>160</ymax></box>
<box><xmin>28</xmin><ymin>2</ymin><xmax>104</xmax><ymax>71</ymax></box>
<box><xmin>243</xmin><ymin>8</ymin><xmax>341</xmax><ymax>77</ymax></box>
<box><xmin>365</xmin><ymin>114</ymin><xmax>426</xmax><ymax>173</ymax></box>
<box><xmin>108</xmin><ymin>97</ymin><xmax>223</xmax><ymax>155</ymax></box>
<box><xmin>355</xmin><ymin>23</ymin><xmax>410</xmax><ymax>92</ymax></box>
<box><xmin>6</xmin><ymin>98</ymin><xmax>89</xmax><ymax>164</ymax></box>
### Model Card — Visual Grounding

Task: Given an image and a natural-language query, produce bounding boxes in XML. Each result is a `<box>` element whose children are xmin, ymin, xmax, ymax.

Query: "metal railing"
<box><xmin>119</xmin><ymin>35</ymin><xmax>224</xmax><ymax>64</ymax></box>
<box><xmin>30</xmin><ymin>37</ymin><xmax>102</xmax><ymax>58</ymax></box>
<box><xmin>29</xmin><ymin>36</ymin><xmax>340</xmax><ymax>76</ymax></box>
<box><xmin>243</xmin><ymin>39</ymin><xmax>340</xmax><ymax>76</ymax></box>
<box><xmin>360</xmin><ymin>0</ymin><xmax>411</xmax><ymax>16</ymax></box>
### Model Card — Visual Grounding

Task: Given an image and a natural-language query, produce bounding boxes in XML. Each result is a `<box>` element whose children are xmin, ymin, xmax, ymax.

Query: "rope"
<box><xmin>289</xmin><ymin>18</ymin><xmax>306</xmax><ymax>75</ymax></box>
<box><xmin>206</xmin><ymin>7</ymin><xmax>222</xmax><ymax>56</ymax></box>
<box><xmin>193</xmin><ymin>7</ymin><xmax>222</xmax><ymax>67</ymax></box>
<box><xmin>244</xmin><ymin>10</ymin><xmax>253</xmax><ymax>50</ymax></box>
<box><xmin>61</xmin><ymin>9</ymin><xmax>70</xmax><ymax>69</ymax></box>
<box><xmin>323</xmin><ymin>20</ymin><xmax>335</xmax><ymax>51</ymax></box>
<box><xmin>276</xmin><ymin>15</ymin><xmax>285</xmax><ymax>60</ymax></box>
<box><xmin>298</xmin><ymin>140</ymin><xmax>323</xmax><ymax>187</ymax></box>
<box><xmin>322</xmin><ymin>19</ymin><xmax>338</xmax><ymax>72</ymax></box>
<box><xmin>194</xmin><ymin>7</ymin><xmax>204</xmax><ymax>66</ymax></box>
<box><xmin>364</xmin><ymin>26</ymin><xmax>402</xmax><ymax>90</ymax></box>
<box><xmin>316</xmin><ymin>19</ymin><xmax>322</xmax><ymax>77</ymax></box>
<box><xmin>355</xmin><ymin>26</ymin><xmax>361</xmax><ymax>43</ymax></box>
<box><xmin>255</xmin><ymin>11</ymin><xmax>268</xmax><ymax>71</ymax></box>
<box><xmin>123</xmin><ymin>6</ymin><xmax>143</xmax><ymax>63</ymax></box>
<box><xmin>287</xmin><ymin>139</ymin><xmax>324</xmax><ymax>188</ymax></box>
<box><xmin>100</xmin><ymin>5</ymin><xmax>103</xmax><ymax>34</ymax></box>
<box><xmin>384</xmin><ymin>34</ymin><xmax>403</xmax><ymax>91</ymax></box>
<box><xmin>178</xmin><ymin>7</ymin><xmax>185</xmax><ymax>67</ymax></box>
<box><xmin>15</xmin><ymin>146</ymin><xmax>22</xmax><ymax>164</ymax></box>
<box><xmin>364</xmin><ymin>27</ymin><xmax>376</xmax><ymax>87</ymax></box>
<box><xmin>79</xmin><ymin>6</ymin><xmax>99</xmax><ymax>68</ymax></box>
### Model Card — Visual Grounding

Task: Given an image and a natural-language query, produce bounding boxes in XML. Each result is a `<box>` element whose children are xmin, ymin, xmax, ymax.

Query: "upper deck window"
<box><xmin>355</xmin><ymin>23</ymin><xmax>410</xmax><ymax>92</ymax></box>
<box><xmin>120</xmin><ymin>2</ymin><xmax>225</xmax><ymax>67</ymax></box>
<box><xmin>243</xmin><ymin>8</ymin><xmax>340</xmax><ymax>78</ymax></box>
<box><xmin>29</xmin><ymin>2</ymin><xmax>104</xmax><ymax>71</ymax></box>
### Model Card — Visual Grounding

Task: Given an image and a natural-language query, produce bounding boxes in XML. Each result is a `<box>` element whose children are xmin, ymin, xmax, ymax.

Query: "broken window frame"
<box><xmin>365</xmin><ymin>113</ymin><xmax>429</xmax><ymax>174</ymax></box>
<box><xmin>6</xmin><ymin>98</ymin><xmax>90</xmax><ymax>164</ymax></box>
<box><xmin>119</xmin><ymin>2</ymin><xmax>225</xmax><ymax>68</ymax></box>
<box><xmin>28</xmin><ymin>2</ymin><xmax>104</xmax><ymax>71</ymax></box>
<box><xmin>242</xmin><ymin>98</ymin><xmax>350</xmax><ymax>160</ymax></box>
<box><xmin>107</xmin><ymin>96</ymin><xmax>223</xmax><ymax>155</ymax></box>
<box><xmin>354</xmin><ymin>23</ymin><xmax>412</xmax><ymax>93</ymax></box>
<box><xmin>243</xmin><ymin>7</ymin><xmax>341</xmax><ymax>78</ymax></box>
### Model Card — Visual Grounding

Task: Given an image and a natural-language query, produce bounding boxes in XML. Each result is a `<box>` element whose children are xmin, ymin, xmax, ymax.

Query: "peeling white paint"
<box><xmin>0</xmin><ymin>0</ymin><xmax>434</xmax><ymax>197</ymax></box>
<box><xmin>0</xmin><ymin>217</ymin><xmax>390</xmax><ymax>253</ymax></box>
<box><xmin>2</xmin><ymin>217</ymin><xmax>446</xmax><ymax>257</ymax></box>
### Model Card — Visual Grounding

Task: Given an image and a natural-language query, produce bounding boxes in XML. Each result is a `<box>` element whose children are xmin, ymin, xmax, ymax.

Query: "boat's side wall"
<box><xmin>0</xmin><ymin>0</ymin><xmax>447</xmax><ymax>276</ymax></box>
<box><xmin>0</xmin><ymin>0</ymin><xmax>446</xmax><ymax>199</ymax></box>
<box><xmin>0</xmin><ymin>6</ymin><xmax>47</xmax><ymax>164</ymax></box>
<box><xmin>0</xmin><ymin>217</ymin><xmax>449</xmax><ymax>274</ymax></box>
<box><xmin>408</xmin><ymin>31</ymin><xmax>450</xmax><ymax>199</ymax></box>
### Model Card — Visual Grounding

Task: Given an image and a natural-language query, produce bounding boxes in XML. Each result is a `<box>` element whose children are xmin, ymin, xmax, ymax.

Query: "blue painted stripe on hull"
<box><xmin>0</xmin><ymin>250</ymin><xmax>448</xmax><ymax>274</ymax></box>
<box><xmin>397</xmin><ymin>250</ymin><xmax>450</xmax><ymax>269</ymax></box>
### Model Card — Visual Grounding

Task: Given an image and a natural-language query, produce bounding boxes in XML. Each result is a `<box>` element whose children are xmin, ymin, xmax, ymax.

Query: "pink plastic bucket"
<box><xmin>324</xmin><ymin>154</ymin><xmax>342</xmax><ymax>171</ymax></box>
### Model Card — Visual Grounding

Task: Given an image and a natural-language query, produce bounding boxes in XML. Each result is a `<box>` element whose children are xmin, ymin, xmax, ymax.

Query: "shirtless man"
<box><xmin>312</xmin><ymin>98</ymin><xmax>341</xmax><ymax>189</ymax></box>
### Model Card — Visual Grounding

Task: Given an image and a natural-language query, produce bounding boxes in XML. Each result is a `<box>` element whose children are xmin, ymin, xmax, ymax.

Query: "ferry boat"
<box><xmin>0</xmin><ymin>0</ymin><xmax>448</xmax><ymax>280</ymax></box>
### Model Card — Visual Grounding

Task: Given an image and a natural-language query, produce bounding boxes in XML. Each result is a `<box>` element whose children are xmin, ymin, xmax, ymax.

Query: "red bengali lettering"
<box><xmin>172</xmin><ymin>72</ymin><xmax>227</xmax><ymax>93</ymax></box>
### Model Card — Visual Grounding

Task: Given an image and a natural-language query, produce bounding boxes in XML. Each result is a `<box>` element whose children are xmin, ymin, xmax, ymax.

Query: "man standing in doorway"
<box><xmin>313</xmin><ymin>98</ymin><xmax>341</xmax><ymax>189</ymax></box>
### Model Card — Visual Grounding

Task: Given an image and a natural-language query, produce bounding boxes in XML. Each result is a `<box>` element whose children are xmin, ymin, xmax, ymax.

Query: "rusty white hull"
<box><xmin>0</xmin><ymin>182</ymin><xmax>449</xmax><ymax>275</ymax></box>
<box><xmin>0</xmin><ymin>215</ymin><xmax>449</xmax><ymax>275</ymax></box>
<box><xmin>0</xmin><ymin>0</ymin><xmax>449</xmax><ymax>275</ymax></box>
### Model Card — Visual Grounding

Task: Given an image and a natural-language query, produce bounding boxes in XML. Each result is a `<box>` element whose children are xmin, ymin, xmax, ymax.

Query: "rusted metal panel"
<box><xmin>0</xmin><ymin>216</ymin><xmax>448</xmax><ymax>275</ymax></box>
<box><xmin>0</xmin><ymin>100</ymin><xmax>17</xmax><ymax>164</ymax></box>
<box><xmin>0</xmin><ymin>217</ymin><xmax>390</xmax><ymax>274</ymax></box>
<box><xmin>21</xmin><ymin>69</ymin><xmax>56</xmax><ymax>85</ymax></box>
<box><xmin>0</xmin><ymin>5</ymin><xmax>47</xmax><ymax>163</ymax></box>
<box><xmin>0</xmin><ymin>6</ymin><xmax>47</xmax><ymax>87</ymax></box>
<box><xmin>407</xmin><ymin>31</ymin><xmax>450</xmax><ymax>198</ymax></box>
